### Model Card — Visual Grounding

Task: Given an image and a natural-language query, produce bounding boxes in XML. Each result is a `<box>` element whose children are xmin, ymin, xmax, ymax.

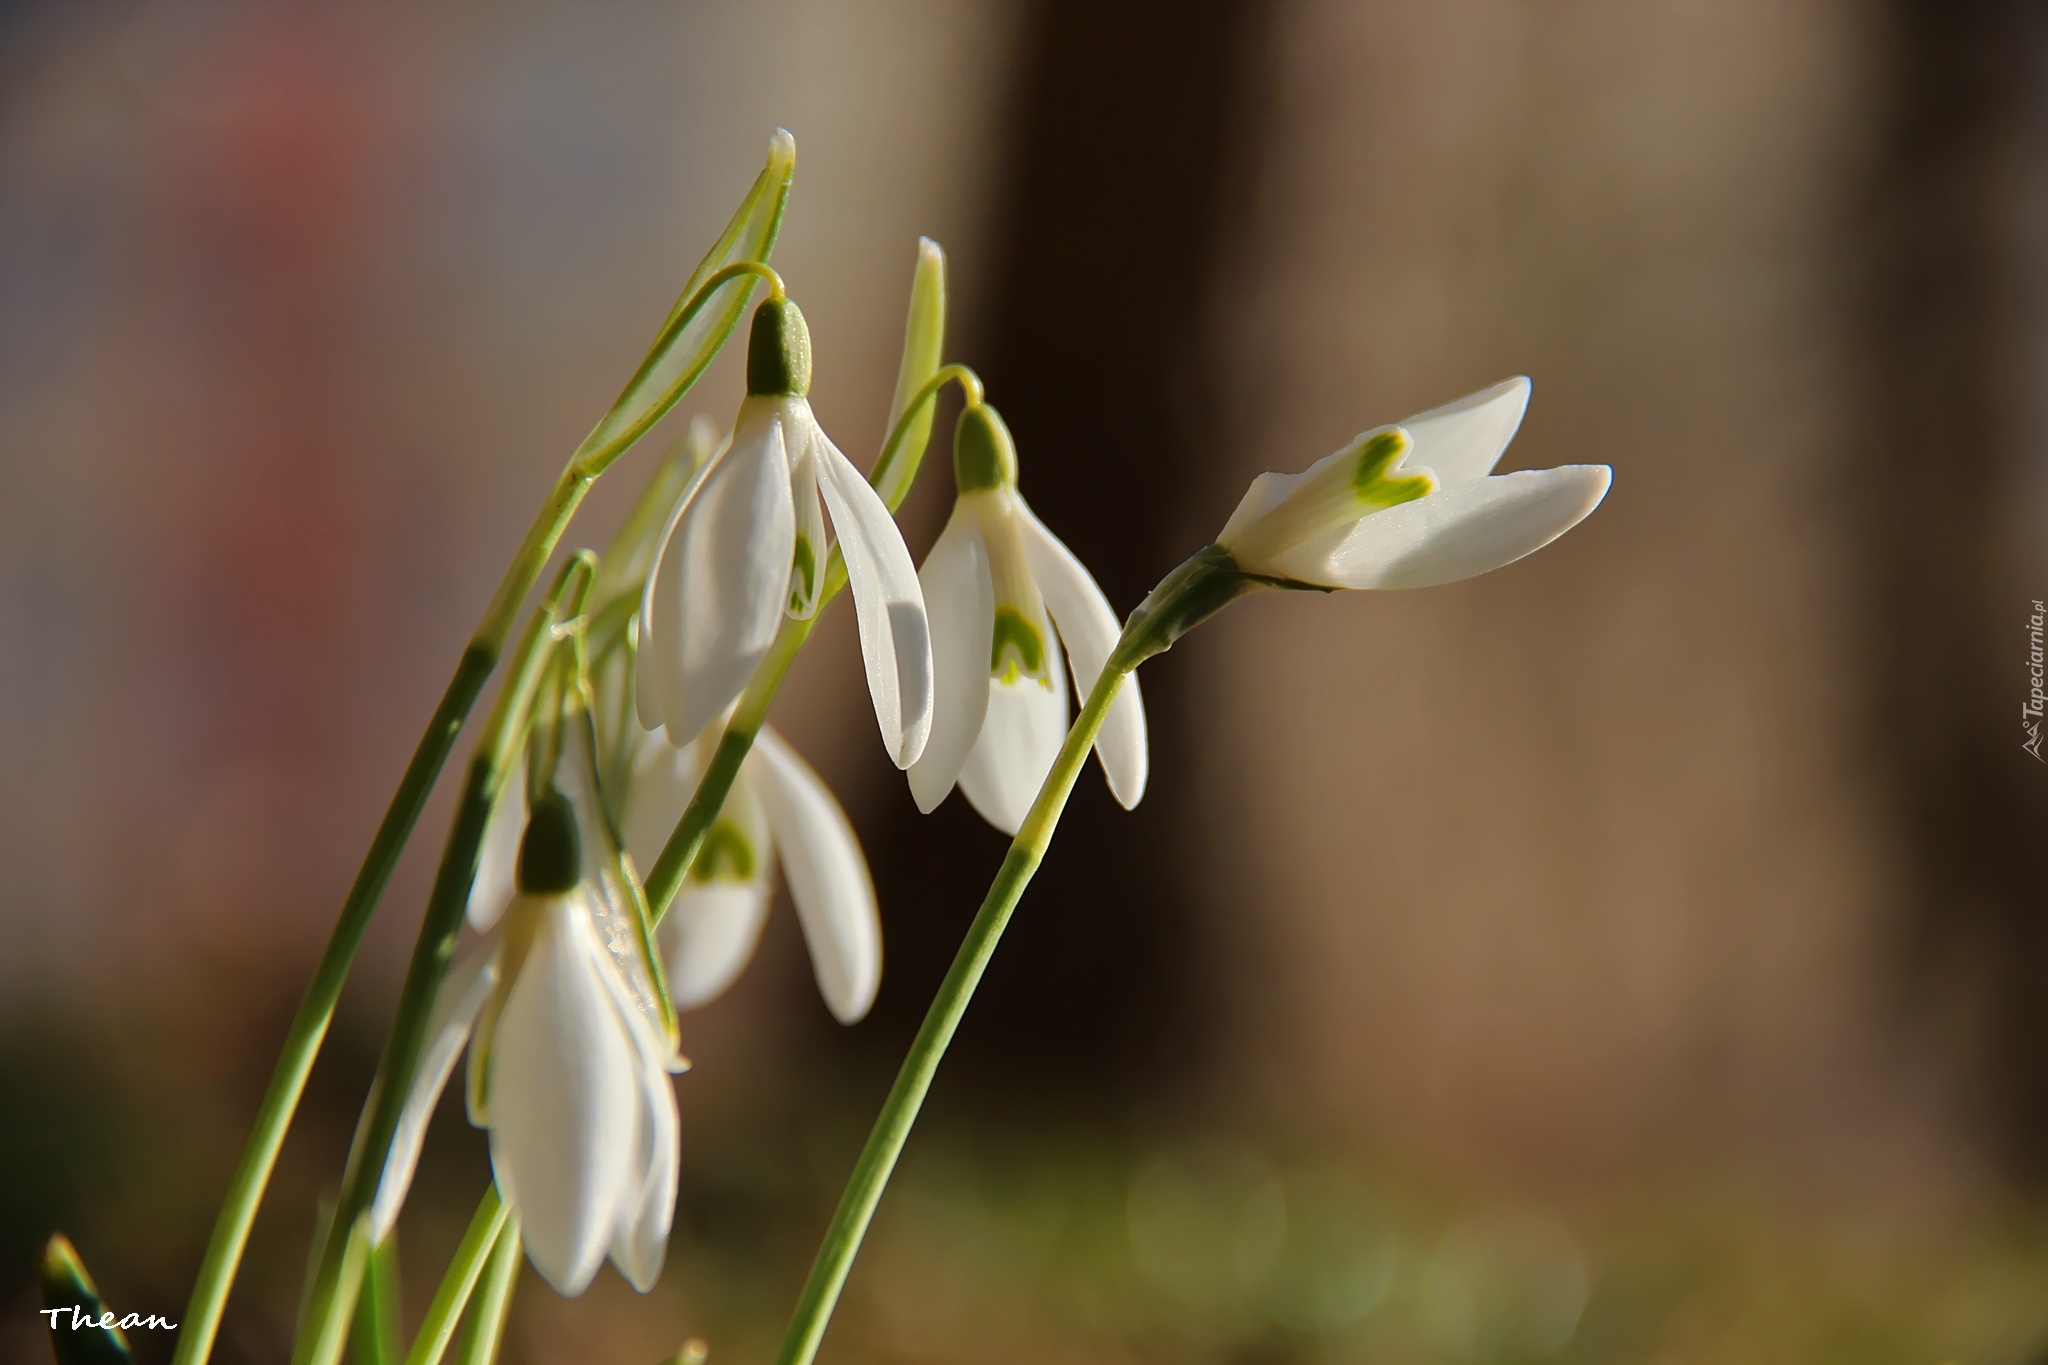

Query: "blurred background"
<box><xmin>3</xmin><ymin>1</ymin><xmax>2047</xmax><ymax>1361</ymax></box>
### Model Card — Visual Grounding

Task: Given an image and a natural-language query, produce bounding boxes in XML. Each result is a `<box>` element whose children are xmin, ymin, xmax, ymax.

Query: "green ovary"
<box><xmin>990</xmin><ymin>608</ymin><xmax>1050</xmax><ymax>685</ymax></box>
<box><xmin>689</xmin><ymin>821</ymin><xmax>757</xmax><ymax>883</ymax></box>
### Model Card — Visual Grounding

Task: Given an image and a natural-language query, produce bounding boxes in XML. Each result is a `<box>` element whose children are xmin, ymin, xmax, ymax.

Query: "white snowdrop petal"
<box><xmin>609</xmin><ymin>1050</ymin><xmax>678</xmax><ymax>1292</ymax></box>
<box><xmin>1015</xmin><ymin>502</ymin><xmax>1148</xmax><ymax>810</ymax></box>
<box><xmin>467</xmin><ymin>773</ymin><xmax>527</xmax><ymax>932</ymax></box>
<box><xmin>958</xmin><ymin>631</ymin><xmax>1068</xmax><ymax>837</ymax></box>
<box><xmin>907</xmin><ymin>505</ymin><xmax>995</xmax><ymax>813</ymax></box>
<box><xmin>370</xmin><ymin>941</ymin><xmax>499</xmax><ymax>1240</ymax></box>
<box><xmin>748</xmin><ymin>730</ymin><xmax>882</xmax><ymax>1023</ymax></box>
<box><xmin>487</xmin><ymin>897</ymin><xmax>641</xmax><ymax>1297</ymax></box>
<box><xmin>649</xmin><ymin>401</ymin><xmax>795</xmax><ymax>743</ymax></box>
<box><xmin>1216</xmin><ymin>468</ymin><xmax>1305</xmax><ymax>548</ymax></box>
<box><xmin>635</xmin><ymin>449</ymin><xmax>720</xmax><ymax>736</ymax></box>
<box><xmin>621</xmin><ymin>739</ymin><xmax>698</xmax><ymax>874</ymax></box>
<box><xmin>785</xmin><ymin>419</ymin><xmax>828</xmax><ymax>620</ymax></box>
<box><xmin>657</xmin><ymin>879</ymin><xmax>773</xmax><ymax>1010</ymax></box>
<box><xmin>1274</xmin><ymin>464</ymin><xmax>1613</xmax><ymax>590</ymax></box>
<box><xmin>1398</xmin><ymin>376</ymin><xmax>1530</xmax><ymax>486</ymax></box>
<box><xmin>812</xmin><ymin>426</ymin><xmax>934</xmax><ymax>768</ymax></box>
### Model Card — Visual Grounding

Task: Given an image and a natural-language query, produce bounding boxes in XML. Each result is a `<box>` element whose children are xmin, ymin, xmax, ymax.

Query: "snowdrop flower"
<box><xmin>638</xmin><ymin>297</ymin><xmax>934</xmax><ymax>768</ymax></box>
<box><xmin>1216</xmin><ymin>377</ymin><xmax>1610</xmax><ymax>590</ymax></box>
<box><xmin>909</xmin><ymin>402</ymin><xmax>1147</xmax><ymax>833</ymax></box>
<box><xmin>622</xmin><ymin>723</ymin><xmax>880</xmax><ymax>1024</ymax></box>
<box><xmin>374</xmin><ymin>738</ymin><xmax>684</xmax><ymax>1297</ymax></box>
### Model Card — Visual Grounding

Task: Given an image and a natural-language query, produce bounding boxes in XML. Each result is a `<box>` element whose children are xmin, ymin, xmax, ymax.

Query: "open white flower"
<box><xmin>908</xmin><ymin>402</ymin><xmax>1147</xmax><ymax>834</ymax></box>
<box><xmin>373</xmin><ymin>751</ymin><xmax>684</xmax><ymax>1297</ymax></box>
<box><xmin>1217</xmin><ymin>378</ymin><xmax>1610</xmax><ymax>589</ymax></box>
<box><xmin>637</xmin><ymin>298</ymin><xmax>933</xmax><ymax>768</ymax></box>
<box><xmin>622</xmin><ymin>723</ymin><xmax>880</xmax><ymax>1024</ymax></box>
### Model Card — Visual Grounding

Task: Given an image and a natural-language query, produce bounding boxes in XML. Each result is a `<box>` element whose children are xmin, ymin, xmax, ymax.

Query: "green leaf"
<box><xmin>872</xmin><ymin>236</ymin><xmax>948</xmax><ymax>510</ymax></box>
<box><xmin>38</xmin><ymin>1234</ymin><xmax>134</xmax><ymax>1365</ymax></box>
<box><xmin>578</xmin><ymin>129</ymin><xmax>798</xmax><ymax>471</ymax></box>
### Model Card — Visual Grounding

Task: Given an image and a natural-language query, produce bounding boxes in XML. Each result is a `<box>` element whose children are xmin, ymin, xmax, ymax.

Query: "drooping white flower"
<box><xmin>908</xmin><ymin>402</ymin><xmax>1146</xmax><ymax>834</ymax></box>
<box><xmin>621</xmin><ymin>723</ymin><xmax>880</xmax><ymax>1024</ymax></box>
<box><xmin>637</xmin><ymin>298</ymin><xmax>933</xmax><ymax>768</ymax></box>
<box><xmin>1217</xmin><ymin>378</ymin><xmax>1610</xmax><ymax>589</ymax></box>
<box><xmin>374</xmin><ymin>734</ymin><xmax>684</xmax><ymax>1298</ymax></box>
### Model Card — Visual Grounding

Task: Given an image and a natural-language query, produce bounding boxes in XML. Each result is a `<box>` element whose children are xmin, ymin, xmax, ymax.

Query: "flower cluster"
<box><xmin>369</xmin><ymin>276</ymin><xmax>1608</xmax><ymax>1303</ymax></box>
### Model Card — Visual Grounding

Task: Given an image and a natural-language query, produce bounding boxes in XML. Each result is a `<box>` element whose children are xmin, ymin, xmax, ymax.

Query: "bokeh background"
<box><xmin>3</xmin><ymin>2</ymin><xmax>2048</xmax><ymax>1362</ymax></box>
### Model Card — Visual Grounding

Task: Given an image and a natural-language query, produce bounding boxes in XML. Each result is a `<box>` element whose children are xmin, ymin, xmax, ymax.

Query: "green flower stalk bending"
<box><xmin>768</xmin><ymin>547</ymin><xmax>1243</xmax><ymax>1365</ymax></box>
<box><xmin>170</xmin><ymin>136</ymin><xmax>793</xmax><ymax>1365</ymax></box>
<box><xmin>294</xmin><ymin>555</ymin><xmax>597</xmax><ymax>1365</ymax></box>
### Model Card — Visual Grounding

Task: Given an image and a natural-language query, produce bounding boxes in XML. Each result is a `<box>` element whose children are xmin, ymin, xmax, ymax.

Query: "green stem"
<box><xmin>770</xmin><ymin>652</ymin><xmax>1138</xmax><ymax>1365</ymax></box>
<box><xmin>171</xmin><ymin>641</ymin><xmax>495</xmax><ymax>1365</ymax></box>
<box><xmin>292</xmin><ymin>560</ymin><xmax>594</xmax><ymax>1365</ymax></box>
<box><xmin>643</xmin><ymin>601</ymin><xmax>820</xmax><ymax>920</ymax></box>
<box><xmin>452</xmin><ymin>1217</ymin><xmax>522</xmax><ymax>1365</ymax></box>
<box><xmin>402</xmin><ymin>1189</ymin><xmax>508</xmax><ymax>1365</ymax></box>
<box><xmin>768</xmin><ymin>547</ymin><xmax>1250</xmax><ymax>1365</ymax></box>
<box><xmin>349</xmin><ymin>1233</ymin><xmax>401</xmax><ymax>1365</ymax></box>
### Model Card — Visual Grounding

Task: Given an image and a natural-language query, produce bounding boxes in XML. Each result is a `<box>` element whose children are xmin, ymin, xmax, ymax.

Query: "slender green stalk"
<box><xmin>452</xmin><ymin>1218</ymin><xmax>522</xmax><ymax>1365</ymax></box>
<box><xmin>172</xmin><ymin>158</ymin><xmax>789</xmax><ymax>1365</ymax></box>
<box><xmin>769</xmin><ymin>655</ymin><xmax>1134</xmax><ymax>1365</ymax></box>
<box><xmin>402</xmin><ymin>1190</ymin><xmax>508</xmax><ymax>1365</ymax></box>
<box><xmin>350</xmin><ymin>1234</ymin><xmax>402</xmax><ymax>1365</ymax></box>
<box><xmin>769</xmin><ymin>550</ymin><xmax>1249</xmax><ymax>1365</ymax></box>
<box><xmin>293</xmin><ymin>560</ymin><xmax>594</xmax><ymax>1365</ymax></box>
<box><xmin>297</xmin><ymin>1217</ymin><xmax>370</xmax><ymax>1365</ymax></box>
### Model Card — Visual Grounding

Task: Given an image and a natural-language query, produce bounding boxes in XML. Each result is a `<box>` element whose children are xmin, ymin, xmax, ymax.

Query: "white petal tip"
<box><xmin>768</xmin><ymin>128</ymin><xmax>796</xmax><ymax>173</ymax></box>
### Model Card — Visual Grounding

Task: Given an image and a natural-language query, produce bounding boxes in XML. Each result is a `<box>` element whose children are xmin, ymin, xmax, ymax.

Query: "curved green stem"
<box><xmin>402</xmin><ymin>1189</ymin><xmax>508</xmax><ymax>1365</ymax></box>
<box><xmin>173</xmin><ymin>156</ymin><xmax>788</xmax><ymax>1364</ymax></box>
<box><xmin>768</xmin><ymin>548</ymin><xmax>1247</xmax><ymax>1365</ymax></box>
<box><xmin>868</xmin><ymin>363</ymin><xmax>982</xmax><ymax>510</ymax></box>
<box><xmin>291</xmin><ymin>560</ymin><xmax>593</xmax><ymax>1365</ymax></box>
<box><xmin>771</xmin><ymin>649</ymin><xmax>1137</xmax><ymax>1365</ymax></box>
<box><xmin>452</xmin><ymin>1217</ymin><xmax>522</xmax><ymax>1365</ymax></box>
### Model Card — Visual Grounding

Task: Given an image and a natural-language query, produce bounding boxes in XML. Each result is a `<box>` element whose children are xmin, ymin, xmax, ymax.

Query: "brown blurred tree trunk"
<box><xmin>1859</xmin><ymin>0</ymin><xmax>2048</xmax><ymax>1170</ymax></box>
<box><xmin>861</xmin><ymin>0</ymin><xmax>1275</xmax><ymax>1097</ymax></box>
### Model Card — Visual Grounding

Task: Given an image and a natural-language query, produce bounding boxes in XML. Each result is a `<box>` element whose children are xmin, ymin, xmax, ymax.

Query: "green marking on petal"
<box><xmin>689</xmin><ymin>820</ymin><xmax>757</xmax><ymax>883</ymax></box>
<box><xmin>1352</xmin><ymin>428</ymin><xmax>1435</xmax><ymax>511</ymax></box>
<box><xmin>788</xmin><ymin>534</ymin><xmax>818</xmax><ymax>614</ymax></box>
<box><xmin>990</xmin><ymin>607</ymin><xmax>1049</xmax><ymax>684</ymax></box>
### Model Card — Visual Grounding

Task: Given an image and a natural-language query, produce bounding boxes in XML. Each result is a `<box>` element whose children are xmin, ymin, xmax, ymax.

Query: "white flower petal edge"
<box><xmin>907</xmin><ymin>504</ymin><xmax>995</xmax><ymax>813</ymax></box>
<box><xmin>640</xmin><ymin>402</ymin><xmax>795</xmax><ymax>744</ymax></box>
<box><xmin>369</xmin><ymin>943</ymin><xmax>500</xmax><ymax>1240</ymax></box>
<box><xmin>749</xmin><ymin>729</ymin><xmax>881</xmax><ymax>1023</ymax></box>
<box><xmin>958</xmin><ymin>629</ymin><xmax>1068</xmax><ymax>837</ymax></box>
<box><xmin>812</xmin><ymin>427</ymin><xmax>934</xmax><ymax>770</ymax></box>
<box><xmin>468</xmin><ymin>774</ymin><xmax>528</xmax><ymax>932</ymax></box>
<box><xmin>1014</xmin><ymin>501</ymin><xmax>1149</xmax><ymax>810</ymax></box>
<box><xmin>487</xmin><ymin>896</ymin><xmax>644</xmax><ymax>1296</ymax></box>
<box><xmin>658</xmin><ymin>881</ymin><xmax>773</xmax><ymax>1010</ymax></box>
<box><xmin>1399</xmin><ymin>376</ymin><xmax>1529</xmax><ymax>486</ymax></box>
<box><xmin>587</xmin><ymin>924</ymin><xmax>683</xmax><ymax>1293</ymax></box>
<box><xmin>1271</xmin><ymin>464</ymin><xmax>1613</xmax><ymax>591</ymax></box>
